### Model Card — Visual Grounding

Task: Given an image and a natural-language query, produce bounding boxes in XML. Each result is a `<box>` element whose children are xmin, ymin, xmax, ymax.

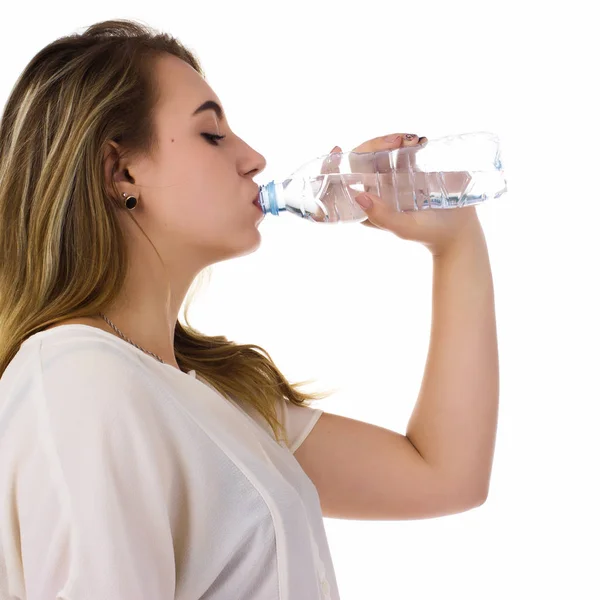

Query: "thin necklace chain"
<box><xmin>98</xmin><ymin>312</ymin><xmax>165</xmax><ymax>364</ymax></box>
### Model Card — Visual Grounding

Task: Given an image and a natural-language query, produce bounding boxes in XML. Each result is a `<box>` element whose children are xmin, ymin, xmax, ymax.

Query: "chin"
<box><xmin>237</xmin><ymin>229</ymin><xmax>262</xmax><ymax>256</ymax></box>
<box><xmin>212</xmin><ymin>230</ymin><xmax>262</xmax><ymax>264</ymax></box>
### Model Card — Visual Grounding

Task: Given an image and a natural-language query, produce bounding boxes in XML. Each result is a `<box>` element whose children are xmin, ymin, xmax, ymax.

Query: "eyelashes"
<box><xmin>202</xmin><ymin>133</ymin><xmax>226</xmax><ymax>146</ymax></box>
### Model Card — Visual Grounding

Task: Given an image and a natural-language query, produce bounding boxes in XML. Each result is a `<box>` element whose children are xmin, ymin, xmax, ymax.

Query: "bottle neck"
<box><xmin>259</xmin><ymin>181</ymin><xmax>288</xmax><ymax>216</ymax></box>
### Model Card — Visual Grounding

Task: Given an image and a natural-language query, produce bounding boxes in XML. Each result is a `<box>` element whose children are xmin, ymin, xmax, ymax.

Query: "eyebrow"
<box><xmin>191</xmin><ymin>100</ymin><xmax>224</xmax><ymax>121</ymax></box>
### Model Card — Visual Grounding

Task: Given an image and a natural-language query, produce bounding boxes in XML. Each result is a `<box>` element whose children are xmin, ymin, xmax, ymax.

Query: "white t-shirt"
<box><xmin>0</xmin><ymin>325</ymin><xmax>340</xmax><ymax>600</ymax></box>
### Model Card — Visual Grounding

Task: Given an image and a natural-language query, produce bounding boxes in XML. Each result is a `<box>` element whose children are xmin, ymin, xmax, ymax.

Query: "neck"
<box><xmin>95</xmin><ymin>312</ymin><xmax>181</xmax><ymax>370</ymax></box>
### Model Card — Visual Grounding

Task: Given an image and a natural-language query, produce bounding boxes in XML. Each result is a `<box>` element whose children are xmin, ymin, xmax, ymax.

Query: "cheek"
<box><xmin>163</xmin><ymin>157</ymin><xmax>239</xmax><ymax>232</ymax></box>
<box><xmin>176</xmin><ymin>191</ymin><xmax>235</xmax><ymax>236</ymax></box>
<box><xmin>186</xmin><ymin>162</ymin><xmax>230</xmax><ymax>208</ymax></box>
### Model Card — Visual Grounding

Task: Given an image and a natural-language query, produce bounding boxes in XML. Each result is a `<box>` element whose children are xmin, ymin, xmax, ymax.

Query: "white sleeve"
<box><xmin>17</xmin><ymin>342</ymin><xmax>179</xmax><ymax>599</ymax></box>
<box><xmin>233</xmin><ymin>395</ymin><xmax>323</xmax><ymax>453</ymax></box>
<box><xmin>276</xmin><ymin>398</ymin><xmax>324</xmax><ymax>454</ymax></box>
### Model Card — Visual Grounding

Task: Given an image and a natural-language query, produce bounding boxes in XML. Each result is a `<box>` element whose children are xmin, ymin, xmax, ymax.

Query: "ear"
<box><xmin>102</xmin><ymin>141</ymin><xmax>129</xmax><ymax>193</ymax></box>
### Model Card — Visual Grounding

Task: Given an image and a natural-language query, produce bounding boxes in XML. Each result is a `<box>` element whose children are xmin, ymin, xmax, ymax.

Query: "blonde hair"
<box><xmin>0</xmin><ymin>19</ymin><xmax>334</xmax><ymax>447</ymax></box>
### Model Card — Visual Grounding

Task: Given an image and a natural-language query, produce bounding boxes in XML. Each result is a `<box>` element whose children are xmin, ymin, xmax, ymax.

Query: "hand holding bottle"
<box><xmin>322</xmin><ymin>133</ymin><xmax>482</xmax><ymax>256</ymax></box>
<box><xmin>257</xmin><ymin>130</ymin><xmax>507</xmax><ymax>240</ymax></box>
<box><xmin>320</xmin><ymin>133</ymin><xmax>428</xmax><ymax>229</ymax></box>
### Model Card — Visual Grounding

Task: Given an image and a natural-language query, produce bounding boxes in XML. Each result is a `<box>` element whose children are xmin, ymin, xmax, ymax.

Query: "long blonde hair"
<box><xmin>0</xmin><ymin>19</ymin><xmax>334</xmax><ymax>447</ymax></box>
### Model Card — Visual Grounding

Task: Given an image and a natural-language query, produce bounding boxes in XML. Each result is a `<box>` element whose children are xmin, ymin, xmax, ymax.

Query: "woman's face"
<box><xmin>111</xmin><ymin>53</ymin><xmax>267</xmax><ymax>270</ymax></box>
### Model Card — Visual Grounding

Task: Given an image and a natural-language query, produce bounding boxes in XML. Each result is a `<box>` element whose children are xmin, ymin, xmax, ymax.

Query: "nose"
<box><xmin>246</xmin><ymin>151</ymin><xmax>267</xmax><ymax>178</ymax></box>
<box><xmin>240</xmin><ymin>140</ymin><xmax>267</xmax><ymax>179</ymax></box>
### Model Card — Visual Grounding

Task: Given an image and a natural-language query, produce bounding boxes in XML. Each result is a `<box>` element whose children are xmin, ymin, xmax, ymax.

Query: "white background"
<box><xmin>1</xmin><ymin>1</ymin><xmax>598</xmax><ymax>598</ymax></box>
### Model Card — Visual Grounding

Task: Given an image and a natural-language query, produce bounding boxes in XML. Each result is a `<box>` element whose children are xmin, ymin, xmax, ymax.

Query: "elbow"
<box><xmin>458</xmin><ymin>481</ymin><xmax>489</xmax><ymax>508</ymax></box>
<box><xmin>471</xmin><ymin>487</ymin><xmax>489</xmax><ymax>506</ymax></box>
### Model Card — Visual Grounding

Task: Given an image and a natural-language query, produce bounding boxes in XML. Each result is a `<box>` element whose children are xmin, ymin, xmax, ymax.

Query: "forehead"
<box><xmin>153</xmin><ymin>54</ymin><xmax>219</xmax><ymax>117</ymax></box>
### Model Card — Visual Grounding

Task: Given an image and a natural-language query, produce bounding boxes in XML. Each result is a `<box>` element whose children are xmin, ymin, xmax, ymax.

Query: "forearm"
<box><xmin>406</xmin><ymin>221</ymin><xmax>499</xmax><ymax>500</ymax></box>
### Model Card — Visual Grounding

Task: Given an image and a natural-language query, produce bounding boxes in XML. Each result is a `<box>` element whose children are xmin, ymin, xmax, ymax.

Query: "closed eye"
<box><xmin>202</xmin><ymin>133</ymin><xmax>226</xmax><ymax>146</ymax></box>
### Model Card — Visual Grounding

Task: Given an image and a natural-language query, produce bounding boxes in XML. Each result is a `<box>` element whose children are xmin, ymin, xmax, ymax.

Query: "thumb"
<box><xmin>354</xmin><ymin>192</ymin><xmax>414</xmax><ymax>234</ymax></box>
<box><xmin>355</xmin><ymin>193</ymin><xmax>374</xmax><ymax>211</ymax></box>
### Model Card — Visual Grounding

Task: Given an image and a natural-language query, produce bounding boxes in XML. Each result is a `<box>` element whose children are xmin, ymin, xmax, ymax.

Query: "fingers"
<box><xmin>316</xmin><ymin>135</ymin><xmax>429</xmax><ymax>223</ymax></box>
<box><xmin>351</xmin><ymin>134</ymin><xmax>426</xmax><ymax>154</ymax></box>
<box><xmin>349</xmin><ymin>134</ymin><xmax>427</xmax><ymax>176</ymax></box>
<box><xmin>348</xmin><ymin>133</ymin><xmax>428</xmax><ymax>200</ymax></box>
<box><xmin>320</xmin><ymin>145</ymin><xmax>343</xmax><ymax>175</ymax></box>
<box><xmin>320</xmin><ymin>135</ymin><xmax>428</xmax><ymax>175</ymax></box>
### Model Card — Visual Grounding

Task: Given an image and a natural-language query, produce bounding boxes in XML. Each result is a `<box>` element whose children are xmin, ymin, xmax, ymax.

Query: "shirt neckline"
<box><xmin>23</xmin><ymin>323</ymin><xmax>197</xmax><ymax>378</ymax></box>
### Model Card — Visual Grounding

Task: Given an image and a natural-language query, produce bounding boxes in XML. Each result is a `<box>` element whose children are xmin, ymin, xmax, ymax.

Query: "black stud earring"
<box><xmin>123</xmin><ymin>193</ymin><xmax>137</xmax><ymax>210</ymax></box>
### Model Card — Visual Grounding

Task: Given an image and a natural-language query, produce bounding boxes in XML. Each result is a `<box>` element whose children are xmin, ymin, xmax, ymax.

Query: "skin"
<box><xmin>48</xmin><ymin>55</ymin><xmax>448</xmax><ymax>372</ymax></box>
<box><xmin>48</xmin><ymin>54</ymin><xmax>267</xmax><ymax>369</ymax></box>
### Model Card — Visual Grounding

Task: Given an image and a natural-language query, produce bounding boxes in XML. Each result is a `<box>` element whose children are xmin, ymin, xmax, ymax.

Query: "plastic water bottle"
<box><xmin>256</xmin><ymin>131</ymin><xmax>507</xmax><ymax>224</ymax></box>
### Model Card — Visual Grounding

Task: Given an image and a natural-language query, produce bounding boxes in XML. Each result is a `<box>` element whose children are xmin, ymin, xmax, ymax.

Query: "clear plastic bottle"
<box><xmin>256</xmin><ymin>131</ymin><xmax>507</xmax><ymax>224</ymax></box>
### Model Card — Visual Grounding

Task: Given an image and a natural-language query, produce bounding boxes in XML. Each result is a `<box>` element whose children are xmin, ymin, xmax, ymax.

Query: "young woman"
<box><xmin>0</xmin><ymin>19</ymin><xmax>498</xmax><ymax>600</ymax></box>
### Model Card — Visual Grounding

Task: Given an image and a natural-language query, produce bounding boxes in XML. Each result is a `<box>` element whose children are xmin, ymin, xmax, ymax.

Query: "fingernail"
<box><xmin>330</xmin><ymin>146</ymin><xmax>342</xmax><ymax>153</ymax></box>
<box><xmin>384</xmin><ymin>134</ymin><xmax>402</xmax><ymax>143</ymax></box>
<box><xmin>355</xmin><ymin>194</ymin><xmax>373</xmax><ymax>210</ymax></box>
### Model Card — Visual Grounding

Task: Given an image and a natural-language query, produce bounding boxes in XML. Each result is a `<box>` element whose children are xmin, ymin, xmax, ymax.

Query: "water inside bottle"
<box><xmin>283</xmin><ymin>168</ymin><xmax>507</xmax><ymax>224</ymax></box>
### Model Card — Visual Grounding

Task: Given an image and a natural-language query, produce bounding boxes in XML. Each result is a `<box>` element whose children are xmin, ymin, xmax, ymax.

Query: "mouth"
<box><xmin>252</xmin><ymin>192</ymin><xmax>261</xmax><ymax>209</ymax></box>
